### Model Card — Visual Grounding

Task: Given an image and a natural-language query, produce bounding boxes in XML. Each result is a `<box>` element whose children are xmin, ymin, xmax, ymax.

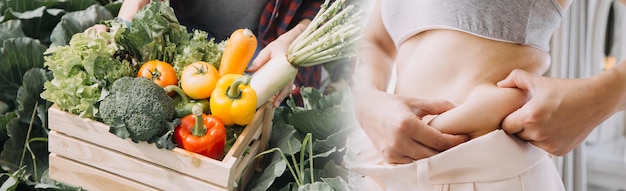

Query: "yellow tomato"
<box><xmin>180</xmin><ymin>61</ymin><xmax>219</xmax><ymax>99</ymax></box>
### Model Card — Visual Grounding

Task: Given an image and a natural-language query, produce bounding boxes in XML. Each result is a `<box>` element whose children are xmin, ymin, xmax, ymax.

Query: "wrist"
<box><xmin>612</xmin><ymin>61</ymin><xmax>626</xmax><ymax>111</ymax></box>
<box><xmin>115</xmin><ymin>17</ymin><xmax>131</xmax><ymax>28</ymax></box>
<box><xmin>278</xmin><ymin>19</ymin><xmax>311</xmax><ymax>43</ymax></box>
<box><xmin>352</xmin><ymin>85</ymin><xmax>387</xmax><ymax>111</ymax></box>
<box><xmin>598</xmin><ymin>61</ymin><xmax>626</xmax><ymax>112</ymax></box>
<box><xmin>352</xmin><ymin>80</ymin><xmax>388</xmax><ymax>102</ymax></box>
<box><xmin>352</xmin><ymin>62</ymin><xmax>391</xmax><ymax>93</ymax></box>
<box><xmin>117</xmin><ymin>0</ymin><xmax>149</xmax><ymax>21</ymax></box>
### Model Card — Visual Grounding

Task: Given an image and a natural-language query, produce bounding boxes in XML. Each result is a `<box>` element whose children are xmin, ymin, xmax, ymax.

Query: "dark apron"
<box><xmin>172</xmin><ymin>0</ymin><xmax>269</xmax><ymax>41</ymax></box>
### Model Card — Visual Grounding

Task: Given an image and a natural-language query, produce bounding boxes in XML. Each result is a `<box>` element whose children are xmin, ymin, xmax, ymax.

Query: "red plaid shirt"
<box><xmin>258</xmin><ymin>0</ymin><xmax>325</xmax><ymax>92</ymax></box>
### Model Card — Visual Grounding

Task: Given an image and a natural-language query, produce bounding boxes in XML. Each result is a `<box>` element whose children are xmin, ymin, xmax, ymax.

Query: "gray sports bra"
<box><xmin>381</xmin><ymin>0</ymin><xmax>563</xmax><ymax>51</ymax></box>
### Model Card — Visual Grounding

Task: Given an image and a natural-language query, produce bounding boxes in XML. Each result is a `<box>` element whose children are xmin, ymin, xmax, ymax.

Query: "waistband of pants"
<box><xmin>346</xmin><ymin>129</ymin><xmax>550</xmax><ymax>186</ymax></box>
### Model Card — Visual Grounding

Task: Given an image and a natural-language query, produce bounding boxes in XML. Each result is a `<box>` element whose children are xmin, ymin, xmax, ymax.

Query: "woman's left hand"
<box><xmin>497</xmin><ymin>69</ymin><xmax>622</xmax><ymax>156</ymax></box>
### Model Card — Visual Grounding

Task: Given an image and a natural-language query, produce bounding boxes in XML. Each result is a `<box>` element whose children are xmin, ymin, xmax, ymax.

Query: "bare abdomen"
<box><xmin>394</xmin><ymin>30</ymin><xmax>549</xmax><ymax>137</ymax></box>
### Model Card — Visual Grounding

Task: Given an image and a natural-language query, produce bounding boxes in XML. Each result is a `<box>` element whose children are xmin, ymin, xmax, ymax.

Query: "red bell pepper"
<box><xmin>174</xmin><ymin>104</ymin><xmax>226</xmax><ymax>160</ymax></box>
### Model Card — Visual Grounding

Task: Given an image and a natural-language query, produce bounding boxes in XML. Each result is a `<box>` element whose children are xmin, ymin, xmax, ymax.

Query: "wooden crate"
<box><xmin>48</xmin><ymin>103</ymin><xmax>274</xmax><ymax>191</ymax></box>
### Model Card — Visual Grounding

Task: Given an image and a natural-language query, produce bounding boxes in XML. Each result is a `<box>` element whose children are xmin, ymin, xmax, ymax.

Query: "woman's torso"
<box><xmin>394</xmin><ymin>30</ymin><xmax>551</xmax><ymax>136</ymax></box>
<box><xmin>395</xmin><ymin>30</ymin><xmax>551</xmax><ymax>102</ymax></box>
<box><xmin>387</xmin><ymin>0</ymin><xmax>564</xmax><ymax>136</ymax></box>
<box><xmin>172</xmin><ymin>0</ymin><xmax>269</xmax><ymax>41</ymax></box>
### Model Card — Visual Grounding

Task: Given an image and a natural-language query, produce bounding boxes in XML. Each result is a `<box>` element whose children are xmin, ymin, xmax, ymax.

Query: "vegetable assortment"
<box><xmin>36</xmin><ymin>1</ymin><xmax>249</xmax><ymax>159</ymax></box>
<box><xmin>19</xmin><ymin>0</ymin><xmax>365</xmax><ymax>190</ymax></box>
<box><xmin>41</xmin><ymin>0</ymin><xmax>361</xmax><ymax>163</ymax></box>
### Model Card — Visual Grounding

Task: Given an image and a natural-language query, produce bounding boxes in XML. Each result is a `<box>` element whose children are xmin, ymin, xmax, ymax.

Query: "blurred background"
<box><xmin>550</xmin><ymin>0</ymin><xmax>626</xmax><ymax>191</ymax></box>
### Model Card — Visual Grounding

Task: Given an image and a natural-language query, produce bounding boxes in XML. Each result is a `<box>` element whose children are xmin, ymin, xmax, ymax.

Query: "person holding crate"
<box><xmin>100</xmin><ymin>0</ymin><xmax>328</xmax><ymax>107</ymax></box>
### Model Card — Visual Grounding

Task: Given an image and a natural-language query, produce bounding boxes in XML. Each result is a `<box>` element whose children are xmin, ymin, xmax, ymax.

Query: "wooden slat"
<box><xmin>48</xmin><ymin>103</ymin><xmax>273</xmax><ymax>190</ymax></box>
<box><xmin>49</xmin><ymin>153</ymin><xmax>158</xmax><ymax>191</ymax></box>
<box><xmin>223</xmin><ymin>103</ymin><xmax>269</xmax><ymax>162</ymax></box>
<box><xmin>48</xmin><ymin>106</ymin><xmax>235</xmax><ymax>187</ymax></box>
<box><xmin>49</xmin><ymin>131</ymin><xmax>226</xmax><ymax>191</ymax></box>
<box><xmin>223</xmin><ymin>103</ymin><xmax>275</xmax><ymax>189</ymax></box>
<box><xmin>256</xmin><ymin>104</ymin><xmax>275</xmax><ymax>171</ymax></box>
<box><xmin>234</xmin><ymin>138</ymin><xmax>263</xmax><ymax>190</ymax></box>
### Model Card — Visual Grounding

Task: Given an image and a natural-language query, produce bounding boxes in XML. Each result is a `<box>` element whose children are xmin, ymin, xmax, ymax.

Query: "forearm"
<box><xmin>117</xmin><ymin>0</ymin><xmax>150</xmax><ymax>21</ymax></box>
<box><xmin>353</xmin><ymin>0</ymin><xmax>395</xmax><ymax>93</ymax></box>
<box><xmin>600</xmin><ymin>60</ymin><xmax>626</xmax><ymax>112</ymax></box>
<box><xmin>353</xmin><ymin>42</ymin><xmax>394</xmax><ymax>93</ymax></box>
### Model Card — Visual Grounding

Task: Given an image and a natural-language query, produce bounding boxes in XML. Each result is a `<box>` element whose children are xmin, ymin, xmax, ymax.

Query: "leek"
<box><xmin>250</xmin><ymin>0</ymin><xmax>363</xmax><ymax>107</ymax></box>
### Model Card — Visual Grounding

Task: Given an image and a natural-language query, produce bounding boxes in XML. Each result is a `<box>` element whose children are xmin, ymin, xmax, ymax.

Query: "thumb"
<box><xmin>405</xmin><ymin>97</ymin><xmax>456</xmax><ymax>117</ymax></box>
<box><xmin>497</xmin><ymin>69</ymin><xmax>533</xmax><ymax>91</ymax></box>
<box><xmin>500</xmin><ymin>104</ymin><xmax>530</xmax><ymax>136</ymax></box>
<box><xmin>247</xmin><ymin>49</ymin><xmax>270</xmax><ymax>72</ymax></box>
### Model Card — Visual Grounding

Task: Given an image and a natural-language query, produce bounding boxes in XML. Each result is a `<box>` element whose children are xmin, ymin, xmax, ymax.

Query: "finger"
<box><xmin>401</xmin><ymin>142</ymin><xmax>439</xmax><ymax>162</ymax></box>
<box><xmin>273</xmin><ymin>86</ymin><xmax>292</xmax><ymax>107</ymax></box>
<box><xmin>405</xmin><ymin>97</ymin><xmax>456</xmax><ymax>117</ymax></box>
<box><xmin>267</xmin><ymin>95</ymin><xmax>280</xmax><ymax>108</ymax></box>
<box><xmin>496</xmin><ymin>69</ymin><xmax>532</xmax><ymax>90</ymax></box>
<box><xmin>272</xmin><ymin>91</ymin><xmax>287</xmax><ymax>108</ymax></box>
<box><xmin>248</xmin><ymin>48</ymin><xmax>271</xmax><ymax>72</ymax></box>
<box><xmin>93</xmin><ymin>24</ymin><xmax>109</xmax><ymax>33</ymax></box>
<box><xmin>385</xmin><ymin>154</ymin><xmax>416</xmax><ymax>164</ymax></box>
<box><xmin>273</xmin><ymin>98</ymin><xmax>281</xmax><ymax>108</ymax></box>
<box><xmin>406</xmin><ymin>118</ymin><xmax>468</xmax><ymax>151</ymax></box>
<box><xmin>379</xmin><ymin>134</ymin><xmax>438</xmax><ymax>164</ymax></box>
<box><xmin>500</xmin><ymin>105</ymin><xmax>530</xmax><ymax>136</ymax></box>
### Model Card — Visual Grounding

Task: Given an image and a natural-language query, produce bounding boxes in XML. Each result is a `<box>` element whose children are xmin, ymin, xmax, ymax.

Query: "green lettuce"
<box><xmin>172</xmin><ymin>30</ymin><xmax>226</xmax><ymax>74</ymax></box>
<box><xmin>0</xmin><ymin>1</ymin><xmax>114</xmax><ymax>111</ymax></box>
<box><xmin>40</xmin><ymin>25</ymin><xmax>134</xmax><ymax>118</ymax></box>
<box><xmin>117</xmin><ymin>1</ymin><xmax>189</xmax><ymax>64</ymax></box>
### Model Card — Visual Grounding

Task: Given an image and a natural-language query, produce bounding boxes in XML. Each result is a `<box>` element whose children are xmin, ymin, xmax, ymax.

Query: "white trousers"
<box><xmin>345</xmin><ymin>129</ymin><xmax>566</xmax><ymax>191</ymax></box>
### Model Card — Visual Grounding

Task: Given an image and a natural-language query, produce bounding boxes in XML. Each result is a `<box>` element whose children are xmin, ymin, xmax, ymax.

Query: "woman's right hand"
<box><xmin>354</xmin><ymin>88</ymin><xmax>469</xmax><ymax>164</ymax></box>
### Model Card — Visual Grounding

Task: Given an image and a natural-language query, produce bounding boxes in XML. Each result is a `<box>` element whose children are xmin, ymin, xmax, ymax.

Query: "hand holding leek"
<box><xmin>250</xmin><ymin>0</ymin><xmax>363</xmax><ymax>108</ymax></box>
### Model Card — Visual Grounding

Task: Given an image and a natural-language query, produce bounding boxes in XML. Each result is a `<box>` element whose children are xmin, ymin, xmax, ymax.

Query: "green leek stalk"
<box><xmin>250</xmin><ymin>0</ymin><xmax>363</xmax><ymax>108</ymax></box>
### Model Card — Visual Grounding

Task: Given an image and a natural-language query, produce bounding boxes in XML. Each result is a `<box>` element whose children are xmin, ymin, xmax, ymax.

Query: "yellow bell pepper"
<box><xmin>210</xmin><ymin>74</ymin><xmax>257</xmax><ymax>126</ymax></box>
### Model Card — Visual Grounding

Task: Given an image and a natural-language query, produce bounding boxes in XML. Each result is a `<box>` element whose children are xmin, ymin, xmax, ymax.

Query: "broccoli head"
<box><xmin>99</xmin><ymin>77</ymin><xmax>176</xmax><ymax>143</ymax></box>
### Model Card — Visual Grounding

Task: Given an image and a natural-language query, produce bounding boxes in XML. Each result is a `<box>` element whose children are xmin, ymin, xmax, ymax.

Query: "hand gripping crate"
<box><xmin>48</xmin><ymin>103</ymin><xmax>274</xmax><ymax>191</ymax></box>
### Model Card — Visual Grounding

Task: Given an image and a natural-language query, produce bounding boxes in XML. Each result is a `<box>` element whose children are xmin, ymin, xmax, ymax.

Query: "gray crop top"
<box><xmin>381</xmin><ymin>0</ymin><xmax>563</xmax><ymax>51</ymax></box>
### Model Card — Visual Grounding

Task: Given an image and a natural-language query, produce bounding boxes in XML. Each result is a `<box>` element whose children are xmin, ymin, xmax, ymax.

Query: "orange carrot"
<box><xmin>218</xmin><ymin>28</ymin><xmax>258</xmax><ymax>77</ymax></box>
